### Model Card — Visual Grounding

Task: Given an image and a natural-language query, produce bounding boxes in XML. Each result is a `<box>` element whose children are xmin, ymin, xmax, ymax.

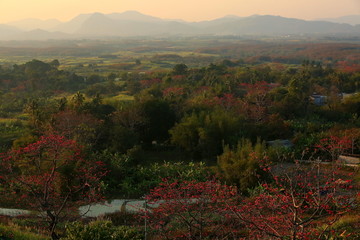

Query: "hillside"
<box><xmin>1</xmin><ymin>11</ymin><xmax>360</xmax><ymax>40</ymax></box>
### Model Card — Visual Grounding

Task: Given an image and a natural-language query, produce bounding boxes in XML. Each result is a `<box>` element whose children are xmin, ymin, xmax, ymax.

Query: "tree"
<box><xmin>240</xmin><ymin>81</ymin><xmax>271</xmax><ymax>122</ymax></box>
<box><xmin>144</xmin><ymin>178</ymin><xmax>242</xmax><ymax>239</ymax></box>
<box><xmin>24</xmin><ymin>59</ymin><xmax>52</xmax><ymax>91</ymax></box>
<box><xmin>143</xmin><ymin>155</ymin><xmax>356</xmax><ymax>239</ymax></box>
<box><xmin>170</xmin><ymin>109</ymin><xmax>242</xmax><ymax>158</ymax></box>
<box><xmin>172</xmin><ymin>63</ymin><xmax>188</xmax><ymax>75</ymax></box>
<box><xmin>217</xmin><ymin>138</ymin><xmax>268</xmax><ymax>193</ymax></box>
<box><xmin>49</xmin><ymin>59</ymin><xmax>60</xmax><ymax>68</ymax></box>
<box><xmin>71</xmin><ymin>92</ymin><xmax>85</xmax><ymax>110</ymax></box>
<box><xmin>24</xmin><ymin>98</ymin><xmax>42</xmax><ymax>129</ymax></box>
<box><xmin>139</xmin><ymin>99</ymin><xmax>176</xmax><ymax>146</ymax></box>
<box><xmin>286</xmin><ymin>73</ymin><xmax>312</xmax><ymax>116</ymax></box>
<box><xmin>24</xmin><ymin>98</ymin><xmax>58</xmax><ymax>134</ymax></box>
<box><xmin>50</xmin><ymin>110</ymin><xmax>103</xmax><ymax>148</ymax></box>
<box><xmin>0</xmin><ymin>135</ymin><xmax>106</xmax><ymax>239</ymax></box>
<box><xmin>316</xmin><ymin>135</ymin><xmax>352</xmax><ymax>161</ymax></box>
<box><xmin>228</xmin><ymin>162</ymin><xmax>355</xmax><ymax>239</ymax></box>
<box><xmin>342</xmin><ymin>128</ymin><xmax>360</xmax><ymax>155</ymax></box>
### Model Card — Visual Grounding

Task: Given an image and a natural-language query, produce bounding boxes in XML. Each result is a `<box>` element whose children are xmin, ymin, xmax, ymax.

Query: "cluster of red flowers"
<box><xmin>143</xmin><ymin>159</ymin><xmax>355</xmax><ymax>239</ymax></box>
<box><xmin>162</xmin><ymin>87</ymin><xmax>185</xmax><ymax>98</ymax></box>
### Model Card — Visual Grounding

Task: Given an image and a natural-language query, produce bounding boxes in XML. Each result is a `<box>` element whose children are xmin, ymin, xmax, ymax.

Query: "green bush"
<box><xmin>63</xmin><ymin>221</ymin><xmax>142</xmax><ymax>240</ymax></box>
<box><xmin>119</xmin><ymin>161</ymin><xmax>211</xmax><ymax>198</ymax></box>
<box><xmin>217</xmin><ymin>138</ymin><xmax>268</xmax><ymax>193</ymax></box>
<box><xmin>104</xmin><ymin>211</ymin><xmax>139</xmax><ymax>227</ymax></box>
<box><xmin>0</xmin><ymin>223</ymin><xmax>49</xmax><ymax>240</ymax></box>
<box><xmin>98</xmin><ymin>149</ymin><xmax>211</xmax><ymax>197</ymax></box>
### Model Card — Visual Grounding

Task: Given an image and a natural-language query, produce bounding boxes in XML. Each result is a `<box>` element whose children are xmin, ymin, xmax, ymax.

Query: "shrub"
<box><xmin>0</xmin><ymin>223</ymin><xmax>49</xmax><ymax>240</ymax></box>
<box><xmin>217</xmin><ymin>138</ymin><xmax>268</xmax><ymax>193</ymax></box>
<box><xmin>63</xmin><ymin>221</ymin><xmax>142</xmax><ymax>240</ymax></box>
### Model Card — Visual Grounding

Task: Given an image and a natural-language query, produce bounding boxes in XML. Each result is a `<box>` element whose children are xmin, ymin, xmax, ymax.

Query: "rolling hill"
<box><xmin>1</xmin><ymin>11</ymin><xmax>360</xmax><ymax>40</ymax></box>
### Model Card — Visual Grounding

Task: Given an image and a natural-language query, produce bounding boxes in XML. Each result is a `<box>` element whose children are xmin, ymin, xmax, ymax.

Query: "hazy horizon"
<box><xmin>1</xmin><ymin>0</ymin><xmax>359</xmax><ymax>24</ymax></box>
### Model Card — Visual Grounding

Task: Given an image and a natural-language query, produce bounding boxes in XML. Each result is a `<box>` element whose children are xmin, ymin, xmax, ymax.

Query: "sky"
<box><xmin>0</xmin><ymin>0</ymin><xmax>360</xmax><ymax>23</ymax></box>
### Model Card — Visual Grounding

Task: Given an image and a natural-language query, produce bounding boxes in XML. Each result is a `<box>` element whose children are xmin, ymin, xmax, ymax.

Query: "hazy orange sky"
<box><xmin>1</xmin><ymin>0</ymin><xmax>360</xmax><ymax>23</ymax></box>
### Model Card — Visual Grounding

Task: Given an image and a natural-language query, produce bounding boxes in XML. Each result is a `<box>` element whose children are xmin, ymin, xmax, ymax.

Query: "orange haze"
<box><xmin>0</xmin><ymin>0</ymin><xmax>359</xmax><ymax>23</ymax></box>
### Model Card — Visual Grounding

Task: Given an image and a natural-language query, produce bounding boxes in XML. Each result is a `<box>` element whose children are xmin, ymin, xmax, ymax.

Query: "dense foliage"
<box><xmin>0</xmin><ymin>46</ymin><xmax>359</xmax><ymax>239</ymax></box>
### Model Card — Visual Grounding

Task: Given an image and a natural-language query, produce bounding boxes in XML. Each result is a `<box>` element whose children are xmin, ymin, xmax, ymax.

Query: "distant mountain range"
<box><xmin>1</xmin><ymin>11</ymin><xmax>360</xmax><ymax>40</ymax></box>
<box><xmin>317</xmin><ymin>15</ymin><xmax>360</xmax><ymax>26</ymax></box>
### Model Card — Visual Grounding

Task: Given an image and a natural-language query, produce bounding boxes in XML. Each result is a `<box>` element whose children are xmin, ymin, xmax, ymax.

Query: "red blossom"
<box><xmin>316</xmin><ymin>136</ymin><xmax>352</xmax><ymax>161</ymax></box>
<box><xmin>0</xmin><ymin>134</ymin><xmax>106</xmax><ymax>239</ymax></box>
<box><xmin>162</xmin><ymin>87</ymin><xmax>185</xmax><ymax>98</ymax></box>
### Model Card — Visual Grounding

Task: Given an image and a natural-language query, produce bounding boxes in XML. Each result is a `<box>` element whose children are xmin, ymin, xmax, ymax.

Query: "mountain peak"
<box><xmin>121</xmin><ymin>10</ymin><xmax>144</xmax><ymax>15</ymax></box>
<box><xmin>107</xmin><ymin>11</ymin><xmax>163</xmax><ymax>22</ymax></box>
<box><xmin>223</xmin><ymin>14</ymin><xmax>241</xmax><ymax>19</ymax></box>
<box><xmin>89</xmin><ymin>12</ymin><xmax>107</xmax><ymax>18</ymax></box>
<box><xmin>1</xmin><ymin>12</ymin><xmax>360</xmax><ymax>40</ymax></box>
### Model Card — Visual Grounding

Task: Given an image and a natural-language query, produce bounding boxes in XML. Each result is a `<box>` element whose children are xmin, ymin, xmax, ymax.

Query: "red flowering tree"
<box><xmin>240</xmin><ymin>81</ymin><xmax>272</xmax><ymax>122</ymax></box>
<box><xmin>162</xmin><ymin>87</ymin><xmax>185</xmax><ymax>99</ymax></box>
<box><xmin>0</xmin><ymin>135</ymin><xmax>106</xmax><ymax>239</ymax></box>
<box><xmin>144</xmin><ymin>178</ymin><xmax>242</xmax><ymax>239</ymax></box>
<box><xmin>213</xmin><ymin>93</ymin><xmax>241</xmax><ymax>111</ymax></box>
<box><xmin>140</xmin><ymin>78</ymin><xmax>162</xmax><ymax>88</ymax></box>
<box><xmin>316</xmin><ymin>136</ymin><xmax>352</xmax><ymax>161</ymax></box>
<box><xmin>196</xmin><ymin>93</ymin><xmax>241</xmax><ymax>112</ymax></box>
<box><xmin>342</xmin><ymin>128</ymin><xmax>360</xmax><ymax>155</ymax></box>
<box><xmin>228</xmin><ymin>162</ymin><xmax>354</xmax><ymax>240</ymax></box>
<box><xmin>144</xmin><ymin>161</ymin><xmax>355</xmax><ymax>239</ymax></box>
<box><xmin>51</xmin><ymin>110</ymin><xmax>102</xmax><ymax>148</ymax></box>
